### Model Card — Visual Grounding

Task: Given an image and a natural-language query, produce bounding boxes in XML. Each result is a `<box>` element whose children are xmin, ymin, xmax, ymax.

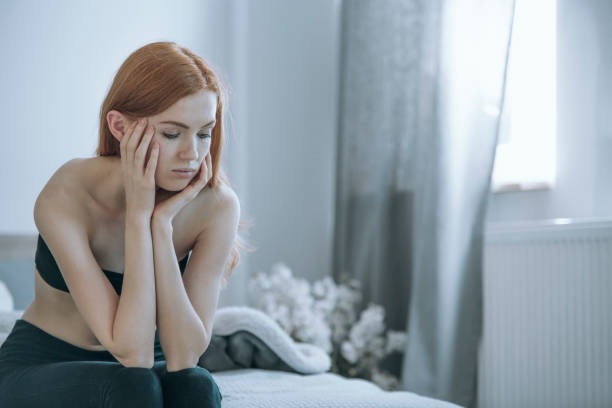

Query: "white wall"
<box><xmin>486</xmin><ymin>0</ymin><xmax>612</xmax><ymax>223</ymax></box>
<box><xmin>242</xmin><ymin>0</ymin><xmax>341</xmax><ymax>282</ymax></box>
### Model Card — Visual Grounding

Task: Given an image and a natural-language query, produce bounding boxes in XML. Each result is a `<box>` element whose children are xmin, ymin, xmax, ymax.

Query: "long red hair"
<box><xmin>96</xmin><ymin>41</ymin><xmax>253</xmax><ymax>285</ymax></box>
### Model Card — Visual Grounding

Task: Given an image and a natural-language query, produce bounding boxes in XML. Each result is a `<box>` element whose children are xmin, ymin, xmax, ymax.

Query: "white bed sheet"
<box><xmin>212</xmin><ymin>368</ymin><xmax>462</xmax><ymax>408</ymax></box>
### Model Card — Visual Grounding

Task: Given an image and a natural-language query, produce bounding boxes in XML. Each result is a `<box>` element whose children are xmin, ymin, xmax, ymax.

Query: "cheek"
<box><xmin>153</xmin><ymin>137</ymin><xmax>174</xmax><ymax>162</ymax></box>
<box><xmin>200</xmin><ymin>141</ymin><xmax>211</xmax><ymax>155</ymax></box>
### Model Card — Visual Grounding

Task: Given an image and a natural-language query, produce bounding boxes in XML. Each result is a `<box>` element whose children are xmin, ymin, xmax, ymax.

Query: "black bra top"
<box><xmin>34</xmin><ymin>234</ymin><xmax>190</xmax><ymax>295</ymax></box>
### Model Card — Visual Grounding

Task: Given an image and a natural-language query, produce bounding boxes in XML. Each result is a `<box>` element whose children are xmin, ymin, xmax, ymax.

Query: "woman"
<box><xmin>0</xmin><ymin>41</ymin><xmax>250</xmax><ymax>407</ymax></box>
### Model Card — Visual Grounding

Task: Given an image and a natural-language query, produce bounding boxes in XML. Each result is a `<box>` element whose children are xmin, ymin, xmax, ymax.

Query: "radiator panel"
<box><xmin>478</xmin><ymin>220</ymin><xmax>612</xmax><ymax>408</ymax></box>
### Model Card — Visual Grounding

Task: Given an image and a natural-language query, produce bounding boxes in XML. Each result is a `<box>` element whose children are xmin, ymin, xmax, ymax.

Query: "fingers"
<box><xmin>158</xmin><ymin>152</ymin><xmax>211</xmax><ymax>218</ymax></box>
<box><xmin>203</xmin><ymin>152</ymin><xmax>212</xmax><ymax>186</ymax></box>
<box><xmin>120</xmin><ymin>118</ymin><xmax>156</xmax><ymax>178</ymax></box>
<box><xmin>145</xmin><ymin>141</ymin><xmax>159</xmax><ymax>180</ymax></box>
<box><xmin>135</xmin><ymin>124</ymin><xmax>155</xmax><ymax>169</ymax></box>
<box><xmin>192</xmin><ymin>152</ymin><xmax>212</xmax><ymax>191</ymax></box>
<box><xmin>119</xmin><ymin>119</ymin><xmax>138</xmax><ymax>160</ymax></box>
<box><xmin>127</xmin><ymin>119</ymin><xmax>148</xmax><ymax>162</ymax></box>
<box><xmin>185</xmin><ymin>153</ymin><xmax>211</xmax><ymax>193</ymax></box>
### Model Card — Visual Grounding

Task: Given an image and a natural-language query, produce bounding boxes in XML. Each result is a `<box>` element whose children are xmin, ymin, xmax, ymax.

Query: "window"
<box><xmin>491</xmin><ymin>0</ymin><xmax>557</xmax><ymax>193</ymax></box>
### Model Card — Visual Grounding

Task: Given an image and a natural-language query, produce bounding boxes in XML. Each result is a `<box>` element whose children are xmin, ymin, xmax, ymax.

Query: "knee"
<box><xmin>164</xmin><ymin>367</ymin><xmax>222</xmax><ymax>406</ymax></box>
<box><xmin>105</xmin><ymin>367</ymin><xmax>163</xmax><ymax>408</ymax></box>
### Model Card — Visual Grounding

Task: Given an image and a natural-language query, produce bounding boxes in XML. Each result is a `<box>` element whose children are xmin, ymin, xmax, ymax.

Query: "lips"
<box><xmin>173</xmin><ymin>168</ymin><xmax>195</xmax><ymax>173</ymax></box>
<box><xmin>172</xmin><ymin>169</ymin><xmax>195</xmax><ymax>179</ymax></box>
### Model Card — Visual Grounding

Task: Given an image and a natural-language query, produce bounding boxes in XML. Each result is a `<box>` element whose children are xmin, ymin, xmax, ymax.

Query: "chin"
<box><xmin>157</xmin><ymin>179</ymin><xmax>192</xmax><ymax>192</ymax></box>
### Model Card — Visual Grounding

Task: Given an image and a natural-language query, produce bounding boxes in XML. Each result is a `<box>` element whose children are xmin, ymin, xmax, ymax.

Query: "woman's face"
<box><xmin>140</xmin><ymin>89</ymin><xmax>218</xmax><ymax>192</ymax></box>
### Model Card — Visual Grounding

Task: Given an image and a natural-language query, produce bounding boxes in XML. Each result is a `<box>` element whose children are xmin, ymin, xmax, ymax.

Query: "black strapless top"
<box><xmin>34</xmin><ymin>234</ymin><xmax>190</xmax><ymax>295</ymax></box>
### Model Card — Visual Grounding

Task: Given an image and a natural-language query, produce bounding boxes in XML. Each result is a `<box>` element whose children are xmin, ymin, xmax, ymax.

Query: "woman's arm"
<box><xmin>152</xmin><ymin>186</ymin><xmax>240</xmax><ymax>372</ymax></box>
<box><xmin>113</xmin><ymin>211</ymin><xmax>157</xmax><ymax>366</ymax></box>
<box><xmin>113</xmin><ymin>118</ymin><xmax>160</xmax><ymax>366</ymax></box>
<box><xmin>151</xmin><ymin>218</ymin><xmax>208</xmax><ymax>372</ymax></box>
<box><xmin>151</xmin><ymin>153</ymin><xmax>238</xmax><ymax>371</ymax></box>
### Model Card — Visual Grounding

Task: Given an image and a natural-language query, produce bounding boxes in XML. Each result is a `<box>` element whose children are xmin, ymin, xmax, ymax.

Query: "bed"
<box><xmin>0</xmin><ymin>234</ymin><xmax>460</xmax><ymax>408</ymax></box>
<box><xmin>214</xmin><ymin>368</ymin><xmax>458</xmax><ymax>408</ymax></box>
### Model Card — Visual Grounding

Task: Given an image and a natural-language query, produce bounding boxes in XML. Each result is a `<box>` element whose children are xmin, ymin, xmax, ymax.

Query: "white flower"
<box><xmin>295</xmin><ymin>316</ymin><xmax>332</xmax><ymax>352</ymax></box>
<box><xmin>248</xmin><ymin>263</ymin><xmax>335</xmax><ymax>352</ymax></box>
<box><xmin>340</xmin><ymin>303</ymin><xmax>392</xmax><ymax>367</ymax></box>
<box><xmin>270</xmin><ymin>262</ymin><xmax>293</xmax><ymax>280</ymax></box>
<box><xmin>313</xmin><ymin>297</ymin><xmax>335</xmax><ymax>316</ymax></box>
<box><xmin>348</xmin><ymin>304</ymin><xmax>385</xmax><ymax>351</ymax></box>
<box><xmin>385</xmin><ymin>330</ymin><xmax>407</xmax><ymax>354</ymax></box>
<box><xmin>336</xmin><ymin>284</ymin><xmax>362</xmax><ymax>309</ymax></box>
<box><xmin>348</xmin><ymin>328</ymin><xmax>367</xmax><ymax>351</ymax></box>
<box><xmin>248</xmin><ymin>263</ymin><xmax>406</xmax><ymax>380</ymax></box>
<box><xmin>341</xmin><ymin>341</ymin><xmax>359</xmax><ymax>364</ymax></box>
<box><xmin>367</xmin><ymin>336</ymin><xmax>386</xmax><ymax>359</ymax></box>
<box><xmin>312</xmin><ymin>276</ymin><xmax>337</xmax><ymax>300</ymax></box>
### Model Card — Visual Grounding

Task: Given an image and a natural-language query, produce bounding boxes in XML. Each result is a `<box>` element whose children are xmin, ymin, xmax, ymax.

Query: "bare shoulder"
<box><xmin>40</xmin><ymin>158</ymin><xmax>87</xmax><ymax>193</ymax></box>
<box><xmin>207</xmin><ymin>183</ymin><xmax>239</xmax><ymax>211</ymax></box>
<box><xmin>35</xmin><ymin>158</ymin><xmax>91</xmax><ymax>226</ymax></box>
<box><xmin>187</xmin><ymin>183</ymin><xmax>240</xmax><ymax>232</ymax></box>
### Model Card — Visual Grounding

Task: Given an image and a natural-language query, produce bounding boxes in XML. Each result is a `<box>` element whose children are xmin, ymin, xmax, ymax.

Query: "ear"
<box><xmin>106</xmin><ymin>110</ymin><xmax>134</xmax><ymax>143</ymax></box>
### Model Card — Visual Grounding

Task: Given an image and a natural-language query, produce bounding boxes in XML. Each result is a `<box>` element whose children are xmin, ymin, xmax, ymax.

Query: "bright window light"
<box><xmin>491</xmin><ymin>0</ymin><xmax>557</xmax><ymax>193</ymax></box>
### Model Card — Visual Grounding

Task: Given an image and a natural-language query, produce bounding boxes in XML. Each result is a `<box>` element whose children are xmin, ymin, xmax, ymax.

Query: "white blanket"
<box><xmin>209</xmin><ymin>306</ymin><xmax>330</xmax><ymax>374</ymax></box>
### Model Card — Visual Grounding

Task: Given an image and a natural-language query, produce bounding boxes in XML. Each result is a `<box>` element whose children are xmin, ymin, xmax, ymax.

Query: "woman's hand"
<box><xmin>152</xmin><ymin>151</ymin><xmax>212</xmax><ymax>225</ymax></box>
<box><xmin>120</xmin><ymin>118</ymin><xmax>158</xmax><ymax>218</ymax></box>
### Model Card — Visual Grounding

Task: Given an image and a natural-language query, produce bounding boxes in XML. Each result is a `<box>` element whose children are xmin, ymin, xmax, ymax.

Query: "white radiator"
<box><xmin>478</xmin><ymin>218</ymin><xmax>612</xmax><ymax>408</ymax></box>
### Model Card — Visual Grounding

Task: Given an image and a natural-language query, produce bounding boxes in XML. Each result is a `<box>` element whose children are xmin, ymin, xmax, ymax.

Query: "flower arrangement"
<box><xmin>248</xmin><ymin>262</ymin><xmax>407</xmax><ymax>391</ymax></box>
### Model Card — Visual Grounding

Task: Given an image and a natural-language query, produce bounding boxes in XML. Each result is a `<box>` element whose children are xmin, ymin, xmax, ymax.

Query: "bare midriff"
<box><xmin>20</xmin><ymin>267</ymin><xmax>108</xmax><ymax>351</ymax></box>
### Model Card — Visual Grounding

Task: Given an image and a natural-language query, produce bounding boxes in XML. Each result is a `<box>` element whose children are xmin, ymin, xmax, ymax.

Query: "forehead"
<box><xmin>155</xmin><ymin>89</ymin><xmax>217</xmax><ymax>122</ymax></box>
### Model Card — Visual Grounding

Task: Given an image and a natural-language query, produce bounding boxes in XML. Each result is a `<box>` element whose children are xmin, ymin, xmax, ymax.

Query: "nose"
<box><xmin>178</xmin><ymin>135</ymin><xmax>199</xmax><ymax>160</ymax></box>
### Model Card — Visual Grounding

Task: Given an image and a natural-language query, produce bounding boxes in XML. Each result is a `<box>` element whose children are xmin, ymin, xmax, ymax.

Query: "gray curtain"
<box><xmin>333</xmin><ymin>1</ymin><xmax>515</xmax><ymax>407</ymax></box>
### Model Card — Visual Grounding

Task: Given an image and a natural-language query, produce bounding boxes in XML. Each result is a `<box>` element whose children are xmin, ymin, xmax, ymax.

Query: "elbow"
<box><xmin>118</xmin><ymin>352</ymin><xmax>155</xmax><ymax>369</ymax></box>
<box><xmin>109</xmin><ymin>334</ymin><xmax>156</xmax><ymax>369</ymax></box>
<box><xmin>164</xmin><ymin>334</ymin><xmax>209</xmax><ymax>371</ymax></box>
<box><xmin>112</xmin><ymin>341</ymin><xmax>155</xmax><ymax>369</ymax></box>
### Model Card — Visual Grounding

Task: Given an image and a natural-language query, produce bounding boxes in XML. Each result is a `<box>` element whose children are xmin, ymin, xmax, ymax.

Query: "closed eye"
<box><xmin>163</xmin><ymin>132</ymin><xmax>211</xmax><ymax>140</ymax></box>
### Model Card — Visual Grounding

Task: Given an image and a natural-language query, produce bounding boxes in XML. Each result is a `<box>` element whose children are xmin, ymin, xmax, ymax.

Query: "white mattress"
<box><xmin>212</xmin><ymin>369</ymin><xmax>461</xmax><ymax>408</ymax></box>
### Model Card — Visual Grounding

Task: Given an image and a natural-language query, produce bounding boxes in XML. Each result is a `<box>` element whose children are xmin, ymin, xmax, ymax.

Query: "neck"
<box><xmin>102</xmin><ymin>156</ymin><xmax>175</xmax><ymax>217</ymax></box>
<box><xmin>101</xmin><ymin>156</ymin><xmax>126</xmax><ymax>218</ymax></box>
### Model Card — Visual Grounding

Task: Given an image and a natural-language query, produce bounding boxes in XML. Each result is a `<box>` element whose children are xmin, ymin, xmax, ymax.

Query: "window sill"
<box><xmin>491</xmin><ymin>181</ymin><xmax>554</xmax><ymax>194</ymax></box>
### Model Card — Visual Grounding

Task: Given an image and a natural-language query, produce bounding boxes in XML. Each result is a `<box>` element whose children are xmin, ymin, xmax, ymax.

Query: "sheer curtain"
<box><xmin>333</xmin><ymin>1</ymin><xmax>515</xmax><ymax>406</ymax></box>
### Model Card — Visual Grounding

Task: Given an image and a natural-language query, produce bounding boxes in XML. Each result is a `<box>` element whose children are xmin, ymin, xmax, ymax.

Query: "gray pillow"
<box><xmin>0</xmin><ymin>259</ymin><xmax>35</xmax><ymax>310</ymax></box>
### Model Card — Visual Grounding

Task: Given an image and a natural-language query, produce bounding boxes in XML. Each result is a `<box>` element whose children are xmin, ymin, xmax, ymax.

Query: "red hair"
<box><xmin>96</xmin><ymin>41</ymin><xmax>253</xmax><ymax>284</ymax></box>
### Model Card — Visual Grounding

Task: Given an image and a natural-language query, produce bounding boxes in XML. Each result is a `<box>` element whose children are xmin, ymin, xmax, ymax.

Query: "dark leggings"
<box><xmin>0</xmin><ymin>319</ymin><xmax>222</xmax><ymax>407</ymax></box>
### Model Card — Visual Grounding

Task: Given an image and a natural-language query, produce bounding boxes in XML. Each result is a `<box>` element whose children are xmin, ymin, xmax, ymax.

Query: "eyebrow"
<box><xmin>159</xmin><ymin>119</ymin><xmax>216</xmax><ymax>129</ymax></box>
